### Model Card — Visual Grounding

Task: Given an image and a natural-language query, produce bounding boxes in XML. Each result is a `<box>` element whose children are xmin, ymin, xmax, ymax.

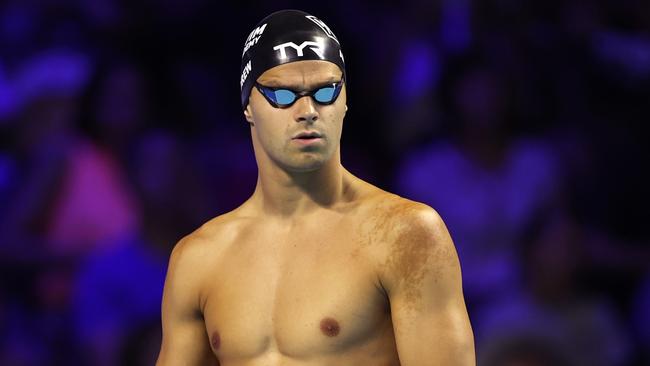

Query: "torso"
<box><xmin>186</xmin><ymin>182</ymin><xmax>407</xmax><ymax>365</ymax></box>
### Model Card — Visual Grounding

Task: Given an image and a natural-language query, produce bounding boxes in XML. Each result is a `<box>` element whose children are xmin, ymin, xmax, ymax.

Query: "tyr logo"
<box><xmin>273</xmin><ymin>39</ymin><xmax>325</xmax><ymax>60</ymax></box>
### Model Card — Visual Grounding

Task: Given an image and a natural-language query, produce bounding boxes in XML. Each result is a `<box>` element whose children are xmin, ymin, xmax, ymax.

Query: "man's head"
<box><xmin>240</xmin><ymin>9</ymin><xmax>345</xmax><ymax>110</ymax></box>
<box><xmin>240</xmin><ymin>10</ymin><xmax>347</xmax><ymax>173</ymax></box>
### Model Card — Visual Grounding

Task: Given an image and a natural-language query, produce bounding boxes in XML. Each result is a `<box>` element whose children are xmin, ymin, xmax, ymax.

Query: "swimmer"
<box><xmin>156</xmin><ymin>9</ymin><xmax>475</xmax><ymax>365</ymax></box>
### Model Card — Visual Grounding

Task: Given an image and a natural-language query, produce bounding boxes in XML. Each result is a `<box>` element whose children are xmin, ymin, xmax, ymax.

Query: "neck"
<box><xmin>250</xmin><ymin>149</ymin><xmax>350</xmax><ymax>218</ymax></box>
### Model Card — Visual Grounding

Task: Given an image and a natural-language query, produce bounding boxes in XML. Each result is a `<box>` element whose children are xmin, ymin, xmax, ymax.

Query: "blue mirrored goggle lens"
<box><xmin>273</xmin><ymin>89</ymin><xmax>297</xmax><ymax>105</ymax></box>
<box><xmin>313</xmin><ymin>86</ymin><xmax>336</xmax><ymax>103</ymax></box>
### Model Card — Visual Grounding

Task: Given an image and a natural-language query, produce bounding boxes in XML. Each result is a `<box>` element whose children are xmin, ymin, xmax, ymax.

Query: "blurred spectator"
<box><xmin>385</xmin><ymin>35</ymin><xmax>443</xmax><ymax>152</ymax></box>
<box><xmin>0</xmin><ymin>48</ymin><xmax>92</xmax><ymax>250</ymax></box>
<box><xmin>475</xmin><ymin>207</ymin><xmax>632</xmax><ymax>366</ymax></box>
<box><xmin>382</xmin><ymin>2</ymin><xmax>444</xmax><ymax>153</ymax></box>
<box><xmin>45</xmin><ymin>58</ymin><xmax>154</xmax><ymax>255</ymax></box>
<box><xmin>395</xmin><ymin>55</ymin><xmax>561</xmax><ymax>309</ymax></box>
<box><xmin>72</xmin><ymin>130</ymin><xmax>208</xmax><ymax>366</ymax></box>
<box><xmin>0</xmin><ymin>50</ymin><xmax>143</xmax><ymax>258</ymax></box>
<box><xmin>72</xmin><ymin>229</ymin><xmax>166</xmax><ymax>366</ymax></box>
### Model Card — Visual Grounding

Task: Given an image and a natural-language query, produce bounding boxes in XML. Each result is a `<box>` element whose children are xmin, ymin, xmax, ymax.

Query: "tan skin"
<box><xmin>156</xmin><ymin>60</ymin><xmax>475</xmax><ymax>365</ymax></box>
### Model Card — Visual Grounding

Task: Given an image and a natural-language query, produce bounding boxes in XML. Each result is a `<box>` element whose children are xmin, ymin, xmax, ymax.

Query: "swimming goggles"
<box><xmin>255</xmin><ymin>79</ymin><xmax>344</xmax><ymax>108</ymax></box>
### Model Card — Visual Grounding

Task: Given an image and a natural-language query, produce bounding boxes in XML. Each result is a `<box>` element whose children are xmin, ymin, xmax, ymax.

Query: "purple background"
<box><xmin>1</xmin><ymin>0</ymin><xmax>649</xmax><ymax>365</ymax></box>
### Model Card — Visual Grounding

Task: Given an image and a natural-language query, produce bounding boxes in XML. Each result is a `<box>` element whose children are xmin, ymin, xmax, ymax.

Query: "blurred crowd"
<box><xmin>0</xmin><ymin>0</ymin><xmax>649</xmax><ymax>365</ymax></box>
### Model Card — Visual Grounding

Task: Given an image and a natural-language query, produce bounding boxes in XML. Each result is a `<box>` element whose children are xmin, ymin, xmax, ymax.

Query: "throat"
<box><xmin>253</xmin><ymin>164</ymin><xmax>352</xmax><ymax>217</ymax></box>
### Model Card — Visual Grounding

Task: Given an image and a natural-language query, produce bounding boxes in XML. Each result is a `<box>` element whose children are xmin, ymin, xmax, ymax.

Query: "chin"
<box><xmin>286</xmin><ymin>161</ymin><xmax>326</xmax><ymax>173</ymax></box>
<box><xmin>283</xmin><ymin>154</ymin><xmax>329</xmax><ymax>173</ymax></box>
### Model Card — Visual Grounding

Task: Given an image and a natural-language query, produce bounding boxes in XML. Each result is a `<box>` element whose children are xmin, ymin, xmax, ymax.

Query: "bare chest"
<box><xmin>201</xmin><ymin>222</ymin><xmax>392</xmax><ymax>361</ymax></box>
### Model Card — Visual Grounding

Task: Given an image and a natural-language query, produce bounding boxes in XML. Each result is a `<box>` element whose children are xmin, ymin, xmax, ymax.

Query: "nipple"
<box><xmin>320</xmin><ymin>317</ymin><xmax>341</xmax><ymax>337</ymax></box>
<box><xmin>211</xmin><ymin>331</ymin><xmax>221</xmax><ymax>350</ymax></box>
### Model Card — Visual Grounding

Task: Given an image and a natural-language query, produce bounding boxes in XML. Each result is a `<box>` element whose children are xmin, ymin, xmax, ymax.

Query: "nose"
<box><xmin>293</xmin><ymin>96</ymin><xmax>319</xmax><ymax>124</ymax></box>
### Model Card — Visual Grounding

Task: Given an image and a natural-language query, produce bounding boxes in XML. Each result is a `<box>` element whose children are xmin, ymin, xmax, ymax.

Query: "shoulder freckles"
<box><xmin>382</xmin><ymin>199</ymin><xmax>458</xmax><ymax>272</ymax></box>
<box><xmin>363</xmin><ymin>193</ymin><xmax>449</xmax><ymax>248</ymax></box>
<box><xmin>384</xmin><ymin>198</ymin><xmax>446</xmax><ymax>236</ymax></box>
<box><xmin>393</xmin><ymin>204</ymin><xmax>444</xmax><ymax>249</ymax></box>
<box><xmin>378</xmin><ymin>199</ymin><xmax>460</xmax><ymax>302</ymax></box>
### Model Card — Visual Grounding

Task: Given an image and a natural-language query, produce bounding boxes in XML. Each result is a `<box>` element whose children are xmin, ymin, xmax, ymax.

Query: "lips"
<box><xmin>292</xmin><ymin>131</ymin><xmax>323</xmax><ymax>140</ymax></box>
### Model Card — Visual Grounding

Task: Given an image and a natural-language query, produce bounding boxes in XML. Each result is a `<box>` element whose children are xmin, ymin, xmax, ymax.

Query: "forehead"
<box><xmin>257</xmin><ymin>60</ymin><xmax>342</xmax><ymax>87</ymax></box>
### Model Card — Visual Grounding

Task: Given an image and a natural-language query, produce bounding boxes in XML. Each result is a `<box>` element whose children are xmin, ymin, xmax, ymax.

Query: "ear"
<box><xmin>244</xmin><ymin>105</ymin><xmax>255</xmax><ymax>126</ymax></box>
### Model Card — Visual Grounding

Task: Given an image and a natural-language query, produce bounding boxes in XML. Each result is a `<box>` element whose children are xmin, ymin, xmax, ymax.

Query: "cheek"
<box><xmin>258</xmin><ymin>119</ymin><xmax>281</xmax><ymax>139</ymax></box>
<box><xmin>256</xmin><ymin>115</ymin><xmax>292</xmax><ymax>149</ymax></box>
<box><xmin>325</xmin><ymin>105</ymin><xmax>346</xmax><ymax>132</ymax></box>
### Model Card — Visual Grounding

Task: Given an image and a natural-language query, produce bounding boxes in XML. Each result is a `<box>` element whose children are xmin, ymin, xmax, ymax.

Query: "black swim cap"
<box><xmin>240</xmin><ymin>9</ymin><xmax>346</xmax><ymax>110</ymax></box>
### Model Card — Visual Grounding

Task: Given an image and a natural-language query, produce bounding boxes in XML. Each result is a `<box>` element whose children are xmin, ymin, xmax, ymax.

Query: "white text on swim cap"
<box><xmin>240</xmin><ymin>60</ymin><xmax>251</xmax><ymax>89</ymax></box>
<box><xmin>305</xmin><ymin>15</ymin><xmax>340</xmax><ymax>44</ymax></box>
<box><xmin>273</xmin><ymin>39</ymin><xmax>325</xmax><ymax>60</ymax></box>
<box><xmin>242</xmin><ymin>23</ymin><xmax>268</xmax><ymax>57</ymax></box>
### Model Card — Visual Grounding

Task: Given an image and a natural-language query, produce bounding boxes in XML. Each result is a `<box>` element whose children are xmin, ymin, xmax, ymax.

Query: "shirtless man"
<box><xmin>157</xmin><ymin>10</ymin><xmax>475</xmax><ymax>365</ymax></box>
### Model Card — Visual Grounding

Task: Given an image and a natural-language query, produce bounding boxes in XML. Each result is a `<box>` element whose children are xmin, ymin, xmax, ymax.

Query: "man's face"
<box><xmin>244</xmin><ymin>60</ymin><xmax>347</xmax><ymax>173</ymax></box>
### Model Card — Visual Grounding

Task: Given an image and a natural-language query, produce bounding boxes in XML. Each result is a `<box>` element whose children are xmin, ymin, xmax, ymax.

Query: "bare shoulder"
<box><xmin>170</xmin><ymin>214</ymin><xmax>230</xmax><ymax>260</ymax></box>
<box><xmin>361</xmin><ymin>191</ymin><xmax>459</xmax><ymax>295</ymax></box>
<box><xmin>362</xmin><ymin>189</ymin><xmax>449</xmax><ymax>243</ymax></box>
<box><xmin>350</xmin><ymin>178</ymin><xmax>451</xmax><ymax>248</ymax></box>
<box><xmin>166</xmin><ymin>208</ymin><xmax>252</xmax><ymax>285</ymax></box>
<box><xmin>159</xmin><ymin>211</ymin><xmax>250</xmax><ymax>365</ymax></box>
<box><xmin>377</xmin><ymin>194</ymin><xmax>452</xmax><ymax>255</ymax></box>
<box><xmin>347</xmin><ymin>181</ymin><xmax>475</xmax><ymax>364</ymax></box>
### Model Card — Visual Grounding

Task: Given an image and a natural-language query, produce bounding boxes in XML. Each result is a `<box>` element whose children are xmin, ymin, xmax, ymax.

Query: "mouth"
<box><xmin>292</xmin><ymin>131</ymin><xmax>324</xmax><ymax>146</ymax></box>
<box><xmin>292</xmin><ymin>131</ymin><xmax>323</xmax><ymax>140</ymax></box>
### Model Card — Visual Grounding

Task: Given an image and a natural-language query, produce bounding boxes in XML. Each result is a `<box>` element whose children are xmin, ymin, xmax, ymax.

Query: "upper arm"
<box><xmin>380</xmin><ymin>204</ymin><xmax>475</xmax><ymax>366</ymax></box>
<box><xmin>157</xmin><ymin>238</ymin><xmax>218</xmax><ymax>366</ymax></box>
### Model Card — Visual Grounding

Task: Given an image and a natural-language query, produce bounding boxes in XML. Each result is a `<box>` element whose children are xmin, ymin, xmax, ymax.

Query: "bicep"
<box><xmin>157</xmin><ymin>245</ymin><xmax>218</xmax><ymax>366</ymax></box>
<box><xmin>383</xmin><ymin>208</ymin><xmax>475</xmax><ymax>365</ymax></box>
